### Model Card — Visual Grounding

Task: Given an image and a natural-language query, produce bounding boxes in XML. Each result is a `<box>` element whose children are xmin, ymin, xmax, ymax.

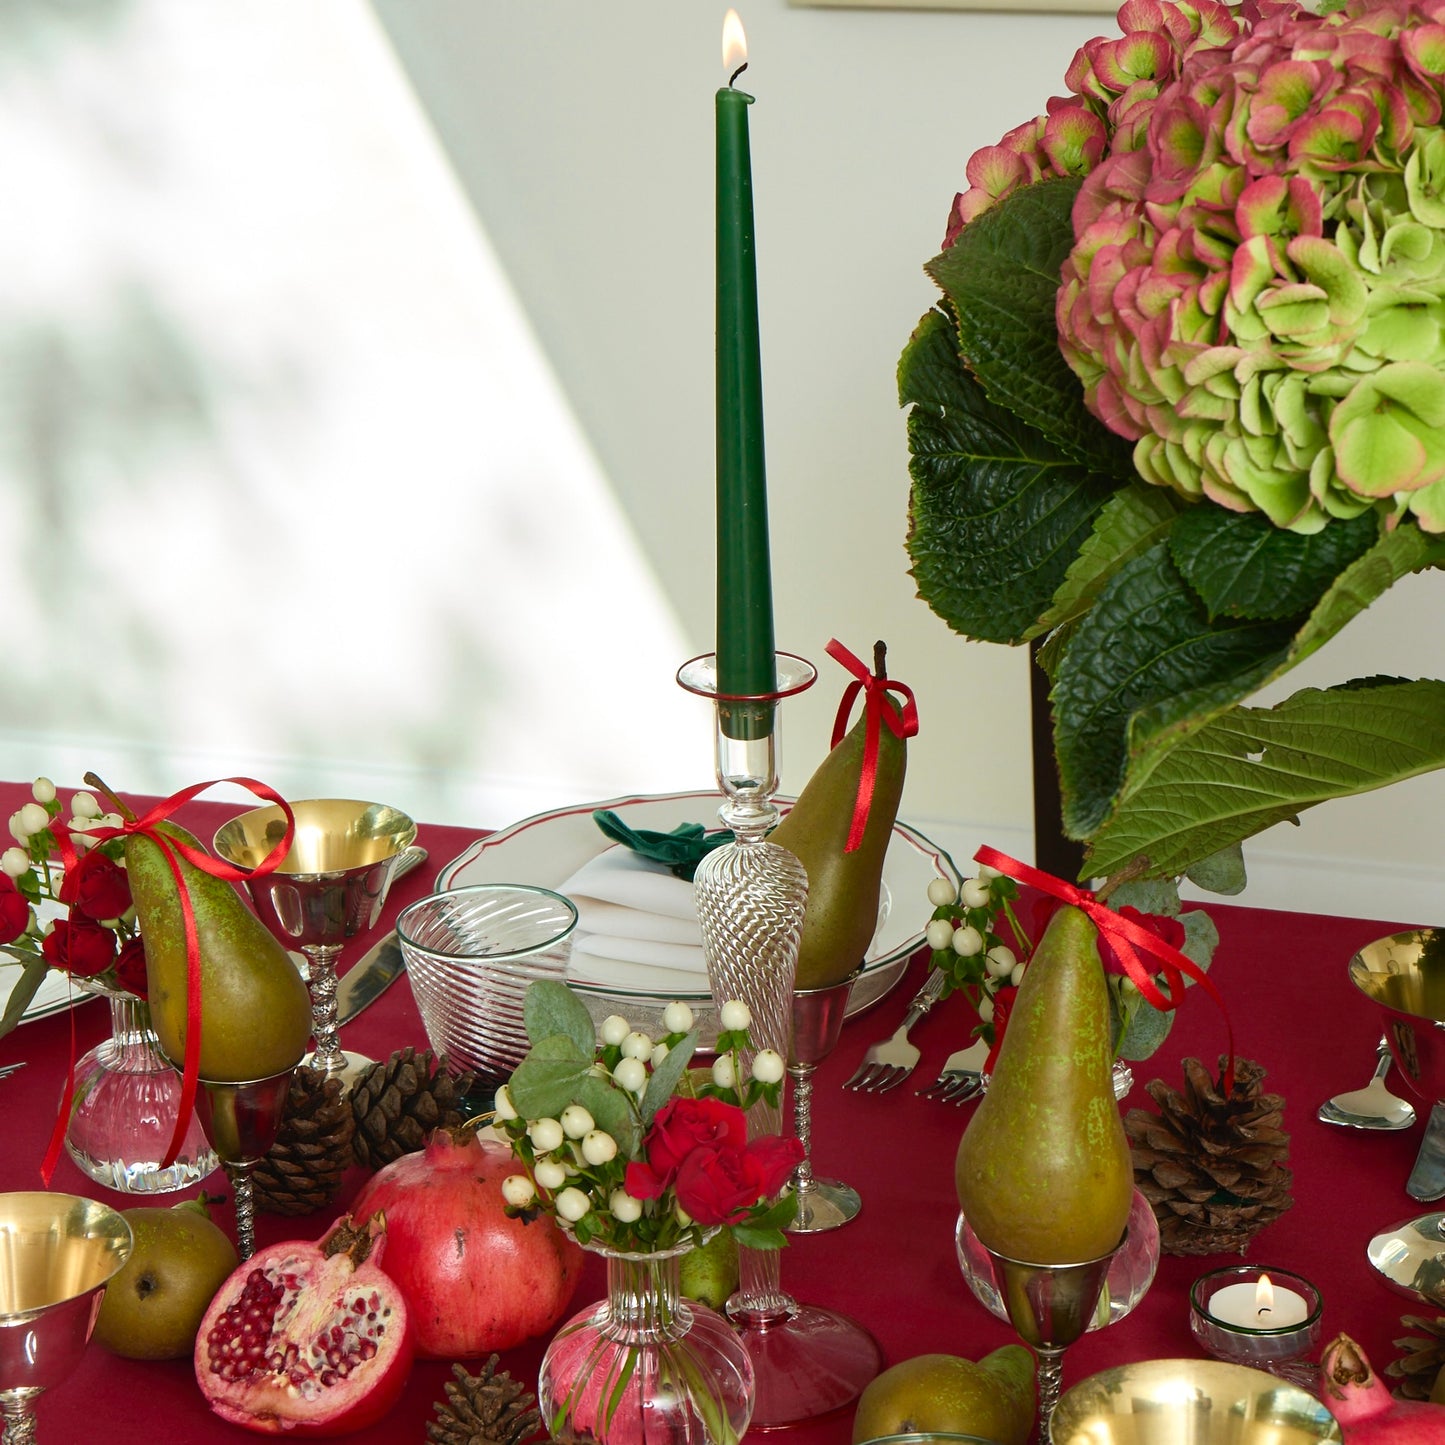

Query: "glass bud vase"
<box><xmin>65</xmin><ymin>982</ymin><xmax>219</xmax><ymax>1193</ymax></box>
<box><xmin>538</xmin><ymin>1239</ymin><xmax>755</xmax><ymax>1445</ymax></box>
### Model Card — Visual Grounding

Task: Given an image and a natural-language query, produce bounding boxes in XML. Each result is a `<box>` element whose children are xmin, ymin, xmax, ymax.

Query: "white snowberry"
<box><xmin>30</xmin><ymin>778</ymin><xmax>55</xmax><ymax>805</ymax></box>
<box><xmin>986</xmin><ymin>945</ymin><xmax>1017</xmax><ymax>978</ymax></box>
<box><xmin>501</xmin><ymin>1174</ymin><xmax>536</xmax><ymax>1207</ymax></box>
<box><xmin>582</xmin><ymin>1130</ymin><xmax>618</xmax><ymax>1166</ymax></box>
<box><xmin>750</xmin><ymin>1049</ymin><xmax>786</xmax><ymax>1084</ymax></box>
<box><xmin>978</xmin><ymin>996</ymin><xmax>995</xmax><ymax>1023</ymax></box>
<box><xmin>651</xmin><ymin>1042</ymin><xmax>671</xmax><ymax>1069</ymax></box>
<box><xmin>555</xmin><ymin>1188</ymin><xmax>591</xmax><ymax>1222</ymax></box>
<box><xmin>925</xmin><ymin>919</ymin><xmax>955</xmax><ymax>951</ymax></box>
<box><xmin>613</xmin><ymin>1057</ymin><xmax>647</xmax><ymax>1093</ymax></box>
<box><xmin>70</xmin><ymin>792</ymin><xmax>101</xmax><ymax>819</ymax></box>
<box><xmin>662</xmin><ymin>1000</ymin><xmax>694</xmax><ymax>1034</ymax></box>
<box><xmin>961</xmin><ymin>878</ymin><xmax>992</xmax><ymax>909</ymax></box>
<box><xmin>927</xmin><ymin>877</ymin><xmax>959</xmax><ymax>908</ymax></box>
<box><xmin>719</xmin><ymin>1000</ymin><xmax>750</xmax><ymax>1031</ymax></box>
<box><xmin>600</xmin><ymin>1015</ymin><xmax>631</xmax><ymax>1047</ymax></box>
<box><xmin>534</xmin><ymin>1158</ymin><xmax>568</xmax><ymax>1191</ymax></box>
<box><xmin>560</xmin><ymin>1105</ymin><xmax>594</xmax><ymax>1139</ymax></box>
<box><xmin>1010</xmin><ymin>961</ymin><xmax>1027</xmax><ymax>987</ymax></box>
<box><xmin>1</xmin><ymin>847</ymin><xmax>28</xmax><ymax>879</ymax></box>
<box><xmin>492</xmin><ymin>1084</ymin><xmax>519</xmax><ymax>1121</ymax></box>
<box><xmin>609</xmin><ymin>1189</ymin><xmax>643</xmax><ymax>1223</ymax></box>
<box><xmin>952</xmin><ymin>925</ymin><xmax>984</xmax><ymax>957</ymax></box>
<box><xmin>16</xmin><ymin>803</ymin><xmax>47</xmax><ymax>838</ymax></box>
<box><xmin>711</xmin><ymin>1054</ymin><xmax>736</xmax><ymax>1090</ymax></box>
<box><xmin>621</xmin><ymin>1031</ymin><xmax>653</xmax><ymax>1061</ymax></box>
<box><xmin>529</xmin><ymin>1117</ymin><xmax>565</xmax><ymax>1153</ymax></box>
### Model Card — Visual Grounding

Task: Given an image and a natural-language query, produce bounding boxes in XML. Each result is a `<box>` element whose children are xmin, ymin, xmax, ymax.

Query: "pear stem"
<box><xmin>1095</xmin><ymin>855</ymin><xmax>1151</xmax><ymax>904</ymax></box>
<box><xmin>872</xmin><ymin>639</ymin><xmax>887</xmax><ymax>680</ymax></box>
<box><xmin>82</xmin><ymin>773</ymin><xmax>137</xmax><ymax>824</ymax></box>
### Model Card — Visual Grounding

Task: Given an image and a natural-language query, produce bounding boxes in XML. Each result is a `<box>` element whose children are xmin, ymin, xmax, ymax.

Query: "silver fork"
<box><xmin>918</xmin><ymin>1037</ymin><xmax>990</xmax><ymax>1104</ymax></box>
<box><xmin>0</xmin><ymin>1061</ymin><xmax>27</xmax><ymax>1082</ymax></box>
<box><xmin>843</xmin><ymin>969</ymin><xmax>947</xmax><ymax>1093</ymax></box>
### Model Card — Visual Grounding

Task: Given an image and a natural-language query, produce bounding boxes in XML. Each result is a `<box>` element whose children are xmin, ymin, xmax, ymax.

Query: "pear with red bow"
<box><xmin>954</xmin><ymin>903</ymin><xmax>1131</xmax><ymax>1264</ymax></box>
<box><xmin>771</xmin><ymin>642</ymin><xmax>909</xmax><ymax>990</ymax></box>
<box><xmin>127</xmin><ymin>822</ymin><xmax>311</xmax><ymax>1083</ymax></box>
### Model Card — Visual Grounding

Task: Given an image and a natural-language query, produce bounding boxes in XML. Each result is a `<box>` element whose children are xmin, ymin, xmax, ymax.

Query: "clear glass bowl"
<box><xmin>954</xmin><ymin>1188</ymin><xmax>1160</xmax><ymax>1331</ymax></box>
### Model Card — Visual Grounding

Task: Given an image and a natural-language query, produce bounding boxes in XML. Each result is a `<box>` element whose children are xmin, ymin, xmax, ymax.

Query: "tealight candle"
<box><xmin>1189</xmin><ymin>1265</ymin><xmax>1323</xmax><ymax>1386</ymax></box>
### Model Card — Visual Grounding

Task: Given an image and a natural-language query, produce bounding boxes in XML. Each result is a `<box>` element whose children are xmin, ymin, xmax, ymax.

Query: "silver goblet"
<box><xmin>0</xmin><ymin>1192</ymin><xmax>133</xmax><ymax>1445</ymax></box>
<box><xmin>214</xmin><ymin>799</ymin><xmax>419</xmax><ymax>1083</ymax></box>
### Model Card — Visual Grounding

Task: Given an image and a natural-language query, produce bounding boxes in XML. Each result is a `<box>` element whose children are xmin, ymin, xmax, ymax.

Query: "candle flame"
<box><xmin>722</xmin><ymin>10</ymin><xmax>747</xmax><ymax>77</ymax></box>
<box><xmin>1256</xmin><ymin>1274</ymin><xmax>1275</xmax><ymax>1315</ymax></box>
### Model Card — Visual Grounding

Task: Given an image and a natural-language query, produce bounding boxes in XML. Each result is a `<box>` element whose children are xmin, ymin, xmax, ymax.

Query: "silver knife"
<box><xmin>1407</xmin><ymin>1101</ymin><xmax>1445</xmax><ymax>1202</ymax></box>
<box><xmin>334</xmin><ymin>846</ymin><xmax>428</xmax><ymax>1025</ymax></box>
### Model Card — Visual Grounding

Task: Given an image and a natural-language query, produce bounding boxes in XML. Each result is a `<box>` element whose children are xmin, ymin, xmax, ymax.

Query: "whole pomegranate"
<box><xmin>194</xmin><ymin>1214</ymin><xmax>413</xmax><ymax>1437</ymax></box>
<box><xmin>1320</xmin><ymin>1333</ymin><xmax>1445</xmax><ymax>1442</ymax></box>
<box><xmin>350</xmin><ymin>1125</ymin><xmax>584</xmax><ymax>1358</ymax></box>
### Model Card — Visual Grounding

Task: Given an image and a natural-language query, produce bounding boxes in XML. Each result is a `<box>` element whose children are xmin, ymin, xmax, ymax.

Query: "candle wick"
<box><xmin>729</xmin><ymin>60</ymin><xmax>749</xmax><ymax>87</ymax></box>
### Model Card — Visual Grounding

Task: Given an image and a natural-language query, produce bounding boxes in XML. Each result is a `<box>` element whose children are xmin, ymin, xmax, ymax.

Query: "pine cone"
<box><xmin>428</xmin><ymin>1356</ymin><xmax>544</xmax><ymax>1445</ymax></box>
<box><xmin>252</xmin><ymin>1065</ymin><xmax>357</xmax><ymax>1216</ymax></box>
<box><xmin>351</xmin><ymin>1047</ymin><xmax>477</xmax><ymax>1170</ymax></box>
<box><xmin>1124</xmin><ymin>1055</ymin><xmax>1293</xmax><ymax>1256</ymax></box>
<box><xmin>1389</xmin><ymin>1314</ymin><xmax>1445</xmax><ymax>1400</ymax></box>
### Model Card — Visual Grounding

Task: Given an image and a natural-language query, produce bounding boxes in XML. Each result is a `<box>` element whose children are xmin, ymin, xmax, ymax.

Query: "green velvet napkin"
<box><xmin>591</xmin><ymin>809</ymin><xmax>732</xmax><ymax>881</ymax></box>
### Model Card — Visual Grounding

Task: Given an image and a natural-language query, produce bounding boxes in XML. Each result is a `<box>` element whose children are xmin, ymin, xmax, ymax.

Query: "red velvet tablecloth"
<box><xmin>0</xmin><ymin>780</ymin><xmax>1434</xmax><ymax>1442</ymax></box>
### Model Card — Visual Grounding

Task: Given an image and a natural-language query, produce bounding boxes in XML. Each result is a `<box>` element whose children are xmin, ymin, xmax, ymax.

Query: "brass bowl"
<box><xmin>857</xmin><ymin>1435</ymin><xmax>1001</xmax><ymax>1445</ymax></box>
<box><xmin>1348</xmin><ymin>929</ymin><xmax>1445</xmax><ymax>1102</ymax></box>
<box><xmin>1049</xmin><ymin>1358</ymin><xmax>1341</xmax><ymax>1443</ymax></box>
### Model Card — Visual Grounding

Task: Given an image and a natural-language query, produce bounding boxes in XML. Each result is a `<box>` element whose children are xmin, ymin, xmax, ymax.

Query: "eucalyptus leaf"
<box><xmin>574</xmin><ymin>1073</ymin><xmax>642</xmax><ymax>1159</ymax></box>
<box><xmin>1087</xmin><ymin>678</ymin><xmax>1445</xmax><ymax>877</ymax></box>
<box><xmin>641</xmin><ymin>1029</ymin><xmax>698</xmax><ymax>1126</ymax></box>
<box><xmin>524</xmin><ymin>978</ymin><xmax>597</xmax><ymax>1056</ymax></box>
<box><xmin>1185</xmin><ymin>844</ymin><xmax>1247</xmax><ymax>896</ymax></box>
<box><xmin>508</xmin><ymin>1034</ymin><xmax>593</xmax><ymax>1119</ymax></box>
<box><xmin>926</xmin><ymin>178</ymin><xmax>1134</xmax><ymax>473</ymax></box>
<box><xmin>903</xmin><ymin>306</ymin><xmax>1120</xmax><ymax>643</ymax></box>
<box><xmin>1106</xmin><ymin>877</ymin><xmax>1182</xmax><ymax>917</ymax></box>
<box><xmin>1178</xmin><ymin>908</ymin><xmax>1219</xmax><ymax>970</ymax></box>
<box><xmin>0</xmin><ymin>952</ymin><xmax>47</xmax><ymax>1038</ymax></box>
<box><xmin>1114</xmin><ymin>996</ymin><xmax>1176</xmax><ymax>1061</ymax></box>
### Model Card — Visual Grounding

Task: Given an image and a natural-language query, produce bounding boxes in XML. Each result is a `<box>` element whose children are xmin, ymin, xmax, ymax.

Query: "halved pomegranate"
<box><xmin>194</xmin><ymin>1214</ymin><xmax>413</xmax><ymax>1437</ymax></box>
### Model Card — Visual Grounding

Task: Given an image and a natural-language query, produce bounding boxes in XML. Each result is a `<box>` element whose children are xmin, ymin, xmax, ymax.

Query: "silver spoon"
<box><xmin>1318</xmin><ymin>1037</ymin><xmax>1417</xmax><ymax>1130</ymax></box>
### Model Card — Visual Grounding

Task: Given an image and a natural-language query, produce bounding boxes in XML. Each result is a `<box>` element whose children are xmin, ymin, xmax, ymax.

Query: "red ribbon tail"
<box><xmin>39</xmin><ymin>983</ymin><xmax>77</xmax><ymax>1187</ymax></box>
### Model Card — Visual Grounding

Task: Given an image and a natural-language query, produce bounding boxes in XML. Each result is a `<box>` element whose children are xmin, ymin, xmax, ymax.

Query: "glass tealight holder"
<box><xmin>1189</xmin><ymin>1265</ymin><xmax>1323</xmax><ymax>1389</ymax></box>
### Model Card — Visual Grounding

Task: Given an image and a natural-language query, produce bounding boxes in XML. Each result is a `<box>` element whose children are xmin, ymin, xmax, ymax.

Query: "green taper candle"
<box><xmin>716</xmin><ymin>9</ymin><xmax>776</xmax><ymax>707</ymax></box>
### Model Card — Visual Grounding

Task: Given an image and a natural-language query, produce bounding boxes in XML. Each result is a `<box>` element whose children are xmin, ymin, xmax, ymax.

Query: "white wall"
<box><xmin>3</xmin><ymin>0</ymin><xmax>1440</xmax><ymax>922</ymax></box>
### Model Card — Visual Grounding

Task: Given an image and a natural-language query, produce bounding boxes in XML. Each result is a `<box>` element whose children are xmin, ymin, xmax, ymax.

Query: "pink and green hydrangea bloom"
<box><xmin>947</xmin><ymin>0</ymin><xmax>1445</xmax><ymax>533</ymax></box>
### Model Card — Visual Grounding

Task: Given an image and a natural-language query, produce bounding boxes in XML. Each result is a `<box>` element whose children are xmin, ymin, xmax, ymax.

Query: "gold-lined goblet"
<box><xmin>192</xmin><ymin>1066</ymin><xmax>295</xmax><ymax>1262</ymax></box>
<box><xmin>0</xmin><ymin>1192</ymin><xmax>133</xmax><ymax>1445</ymax></box>
<box><xmin>214</xmin><ymin>799</ymin><xmax>418</xmax><ymax>1083</ymax></box>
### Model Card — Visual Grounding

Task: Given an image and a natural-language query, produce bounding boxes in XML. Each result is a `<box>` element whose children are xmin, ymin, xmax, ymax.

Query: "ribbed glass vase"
<box><xmin>538</xmin><ymin>1238</ymin><xmax>755</xmax><ymax>1445</ymax></box>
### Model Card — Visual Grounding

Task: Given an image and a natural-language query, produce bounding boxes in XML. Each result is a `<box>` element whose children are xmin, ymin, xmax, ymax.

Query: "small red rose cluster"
<box><xmin>625</xmin><ymin>1096</ymin><xmax>801</xmax><ymax>1229</ymax></box>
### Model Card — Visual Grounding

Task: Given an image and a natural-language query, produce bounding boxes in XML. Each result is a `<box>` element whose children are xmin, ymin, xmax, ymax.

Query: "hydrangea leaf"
<box><xmin>925</xmin><ymin>177</ymin><xmax>1135</xmax><ymax>474</ymax></box>
<box><xmin>1052</xmin><ymin>541</ymin><xmax>1298</xmax><ymax>838</ymax></box>
<box><xmin>1038</xmin><ymin>484</ymin><xmax>1184</xmax><ymax>633</ymax></box>
<box><xmin>1168</xmin><ymin>507</ymin><xmax>1380</xmax><ymax>622</ymax></box>
<box><xmin>1086</xmin><ymin>679</ymin><xmax>1445</xmax><ymax>877</ymax></box>
<box><xmin>901</xmin><ymin>306</ymin><xmax>1119</xmax><ymax>643</ymax></box>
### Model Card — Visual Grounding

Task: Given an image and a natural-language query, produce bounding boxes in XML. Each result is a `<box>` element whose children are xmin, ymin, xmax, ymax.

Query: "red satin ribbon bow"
<box><xmin>825</xmin><ymin>639</ymin><xmax>919</xmax><ymax>855</ymax></box>
<box><xmin>974</xmin><ymin>845</ymin><xmax>1236</xmax><ymax>1094</ymax></box>
<box><xmin>41</xmin><ymin>778</ymin><xmax>295</xmax><ymax>1186</ymax></box>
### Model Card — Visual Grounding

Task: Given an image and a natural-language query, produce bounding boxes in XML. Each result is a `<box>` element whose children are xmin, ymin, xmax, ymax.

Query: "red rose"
<box><xmin>41</xmin><ymin>918</ymin><xmax>118</xmax><ymax>977</ymax></box>
<box><xmin>673</xmin><ymin>1145</ymin><xmax>766</xmax><ymax>1227</ymax></box>
<box><xmin>742</xmin><ymin>1134</ymin><xmax>803</xmax><ymax>1198</ymax></box>
<box><xmin>0</xmin><ymin>877</ymin><xmax>28</xmax><ymax>945</ymax></box>
<box><xmin>983</xmin><ymin>984</ymin><xmax>1018</xmax><ymax>1074</ymax></box>
<box><xmin>58</xmin><ymin>851</ymin><xmax>131</xmax><ymax>922</ymax></box>
<box><xmin>1097</xmin><ymin>906</ymin><xmax>1187</xmax><ymax>977</ymax></box>
<box><xmin>625</xmin><ymin>1096</ymin><xmax>749</xmax><ymax>1200</ymax></box>
<box><xmin>113</xmin><ymin>936</ymin><xmax>148</xmax><ymax>999</ymax></box>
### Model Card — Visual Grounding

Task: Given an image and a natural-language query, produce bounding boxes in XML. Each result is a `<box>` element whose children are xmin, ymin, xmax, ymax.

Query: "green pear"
<box><xmin>128</xmin><ymin>821</ymin><xmax>311</xmax><ymax>1081</ymax></box>
<box><xmin>851</xmin><ymin>1346</ymin><xmax>1034</xmax><ymax>1445</ymax></box>
<box><xmin>954</xmin><ymin>904</ymin><xmax>1132</xmax><ymax>1265</ymax></box>
<box><xmin>771</xmin><ymin>663</ymin><xmax>908</xmax><ymax>990</ymax></box>
<box><xmin>679</xmin><ymin>1229</ymin><xmax>739</xmax><ymax>1310</ymax></box>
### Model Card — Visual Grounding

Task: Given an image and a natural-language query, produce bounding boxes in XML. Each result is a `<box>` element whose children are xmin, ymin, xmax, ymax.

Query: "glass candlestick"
<box><xmin>679</xmin><ymin>652</ymin><xmax>883</xmax><ymax>1429</ymax></box>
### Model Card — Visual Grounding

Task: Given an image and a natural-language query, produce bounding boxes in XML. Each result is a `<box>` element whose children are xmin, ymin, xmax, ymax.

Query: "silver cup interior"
<box><xmin>398</xmin><ymin>884</ymin><xmax>577</xmax><ymax>1078</ymax></box>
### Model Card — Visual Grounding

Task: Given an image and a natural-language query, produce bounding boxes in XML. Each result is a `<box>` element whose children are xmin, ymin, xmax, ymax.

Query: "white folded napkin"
<box><xmin>559</xmin><ymin>846</ymin><xmax>710</xmax><ymax>989</ymax></box>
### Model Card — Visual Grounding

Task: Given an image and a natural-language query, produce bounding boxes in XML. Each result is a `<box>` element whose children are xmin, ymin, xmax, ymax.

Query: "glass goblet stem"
<box><xmin>228</xmin><ymin>1162</ymin><xmax>258</xmax><ymax>1262</ymax></box>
